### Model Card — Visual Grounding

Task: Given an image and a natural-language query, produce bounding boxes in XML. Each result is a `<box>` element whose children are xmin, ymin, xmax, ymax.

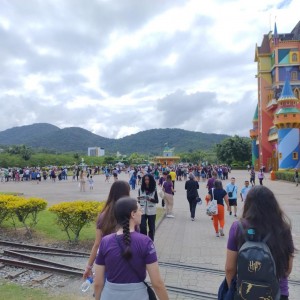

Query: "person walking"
<box><xmin>79</xmin><ymin>170</ymin><xmax>86</xmax><ymax>192</ymax></box>
<box><xmin>294</xmin><ymin>169</ymin><xmax>298</xmax><ymax>187</ymax></box>
<box><xmin>240</xmin><ymin>180</ymin><xmax>251</xmax><ymax>202</ymax></box>
<box><xmin>138</xmin><ymin>174</ymin><xmax>159</xmax><ymax>241</ymax></box>
<box><xmin>208</xmin><ymin>180</ymin><xmax>229</xmax><ymax>237</ymax></box>
<box><xmin>249</xmin><ymin>168</ymin><xmax>255</xmax><ymax>186</ymax></box>
<box><xmin>129</xmin><ymin>171</ymin><xmax>137</xmax><ymax>190</ymax></box>
<box><xmin>226</xmin><ymin>177</ymin><xmax>238</xmax><ymax>217</ymax></box>
<box><xmin>94</xmin><ymin>197</ymin><xmax>169</xmax><ymax>300</ymax></box>
<box><xmin>258</xmin><ymin>169</ymin><xmax>265</xmax><ymax>185</ymax></box>
<box><xmin>225</xmin><ymin>186</ymin><xmax>294</xmax><ymax>300</ymax></box>
<box><xmin>185</xmin><ymin>173</ymin><xmax>199</xmax><ymax>221</ymax></box>
<box><xmin>83</xmin><ymin>181</ymin><xmax>130</xmax><ymax>279</ymax></box>
<box><xmin>162</xmin><ymin>174</ymin><xmax>175</xmax><ymax>218</ymax></box>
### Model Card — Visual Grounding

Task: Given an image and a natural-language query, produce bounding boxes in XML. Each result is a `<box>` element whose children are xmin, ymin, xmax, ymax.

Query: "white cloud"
<box><xmin>0</xmin><ymin>0</ymin><xmax>299</xmax><ymax>139</ymax></box>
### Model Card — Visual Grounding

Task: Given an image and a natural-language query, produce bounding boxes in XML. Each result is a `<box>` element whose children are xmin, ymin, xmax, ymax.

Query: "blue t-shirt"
<box><xmin>226</xmin><ymin>183</ymin><xmax>238</xmax><ymax>199</ymax></box>
<box><xmin>96</xmin><ymin>232</ymin><xmax>157</xmax><ymax>283</ymax></box>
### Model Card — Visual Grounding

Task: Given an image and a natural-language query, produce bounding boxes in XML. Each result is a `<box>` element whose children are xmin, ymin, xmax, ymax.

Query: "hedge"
<box><xmin>0</xmin><ymin>195</ymin><xmax>47</xmax><ymax>237</ymax></box>
<box><xmin>274</xmin><ymin>171</ymin><xmax>295</xmax><ymax>182</ymax></box>
<box><xmin>49</xmin><ymin>201</ymin><xmax>105</xmax><ymax>242</ymax></box>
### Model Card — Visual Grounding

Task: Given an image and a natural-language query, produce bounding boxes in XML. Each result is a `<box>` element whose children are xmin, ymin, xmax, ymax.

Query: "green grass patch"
<box><xmin>0</xmin><ymin>192</ymin><xmax>23</xmax><ymax>196</ymax></box>
<box><xmin>0</xmin><ymin>281</ymin><xmax>83</xmax><ymax>300</ymax></box>
<box><xmin>2</xmin><ymin>210</ymin><xmax>97</xmax><ymax>242</ymax></box>
<box><xmin>1</xmin><ymin>207</ymin><xmax>165</xmax><ymax>242</ymax></box>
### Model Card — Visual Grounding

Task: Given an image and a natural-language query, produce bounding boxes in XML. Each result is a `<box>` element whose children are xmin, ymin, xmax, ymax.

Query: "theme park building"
<box><xmin>250</xmin><ymin>21</ymin><xmax>300</xmax><ymax>171</ymax></box>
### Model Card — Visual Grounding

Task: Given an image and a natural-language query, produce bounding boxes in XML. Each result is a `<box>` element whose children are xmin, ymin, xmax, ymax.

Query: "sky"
<box><xmin>0</xmin><ymin>0</ymin><xmax>299</xmax><ymax>139</ymax></box>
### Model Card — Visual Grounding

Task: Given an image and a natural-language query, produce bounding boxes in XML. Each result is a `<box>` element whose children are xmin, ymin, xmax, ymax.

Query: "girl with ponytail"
<box><xmin>94</xmin><ymin>197</ymin><xmax>169</xmax><ymax>300</ymax></box>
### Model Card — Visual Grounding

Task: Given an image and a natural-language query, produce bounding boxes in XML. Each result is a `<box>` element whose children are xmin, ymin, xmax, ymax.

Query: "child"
<box><xmin>240</xmin><ymin>180</ymin><xmax>251</xmax><ymax>202</ymax></box>
<box><xmin>105</xmin><ymin>170</ymin><xmax>110</xmax><ymax>183</ymax></box>
<box><xmin>88</xmin><ymin>176</ymin><xmax>94</xmax><ymax>190</ymax></box>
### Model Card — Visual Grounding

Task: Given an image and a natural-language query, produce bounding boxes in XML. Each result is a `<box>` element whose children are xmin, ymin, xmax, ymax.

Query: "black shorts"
<box><xmin>229</xmin><ymin>198</ymin><xmax>237</xmax><ymax>206</ymax></box>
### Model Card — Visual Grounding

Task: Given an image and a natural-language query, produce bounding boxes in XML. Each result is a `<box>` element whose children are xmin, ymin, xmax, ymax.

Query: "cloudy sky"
<box><xmin>1</xmin><ymin>0</ymin><xmax>299</xmax><ymax>138</ymax></box>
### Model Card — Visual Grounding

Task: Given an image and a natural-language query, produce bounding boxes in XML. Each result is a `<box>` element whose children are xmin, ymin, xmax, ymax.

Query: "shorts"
<box><xmin>229</xmin><ymin>198</ymin><xmax>237</xmax><ymax>206</ymax></box>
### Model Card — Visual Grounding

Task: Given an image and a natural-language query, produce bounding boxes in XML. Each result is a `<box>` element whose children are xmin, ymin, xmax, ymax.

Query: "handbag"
<box><xmin>115</xmin><ymin>235</ymin><xmax>157</xmax><ymax>300</ymax></box>
<box><xmin>228</xmin><ymin>186</ymin><xmax>235</xmax><ymax>198</ymax></box>
<box><xmin>206</xmin><ymin>189</ymin><xmax>218</xmax><ymax>216</ymax></box>
<box><xmin>196</xmin><ymin>197</ymin><xmax>202</xmax><ymax>205</ymax></box>
<box><xmin>158</xmin><ymin>182</ymin><xmax>165</xmax><ymax>199</ymax></box>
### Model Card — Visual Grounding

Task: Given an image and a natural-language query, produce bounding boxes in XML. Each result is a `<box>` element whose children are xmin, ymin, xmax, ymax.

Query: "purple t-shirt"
<box><xmin>206</xmin><ymin>177</ymin><xmax>215</xmax><ymax>191</ymax></box>
<box><xmin>163</xmin><ymin>181</ymin><xmax>173</xmax><ymax>194</ymax></box>
<box><xmin>96</xmin><ymin>232</ymin><xmax>157</xmax><ymax>283</ymax></box>
<box><xmin>227</xmin><ymin>221</ymin><xmax>291</xmax><ymax>296</ymax></box>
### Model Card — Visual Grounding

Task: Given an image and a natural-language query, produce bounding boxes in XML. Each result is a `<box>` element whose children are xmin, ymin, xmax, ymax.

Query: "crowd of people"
<box><xmin>77</xmin><ymin>163</ymin><xmax>296</xmax><ymax>300</ymax></box>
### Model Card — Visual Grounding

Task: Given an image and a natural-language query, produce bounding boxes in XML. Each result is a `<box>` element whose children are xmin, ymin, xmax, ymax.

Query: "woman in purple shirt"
<box><xmin>162</xmin><ymin>174</ymin><xmax>175</xmax><ymax>218</ymax></box>
<box><xmin>94</xmin><ymin>197</ymin><xmax>169</xmax><ymax>300</ymax></box>
<box><xmin>225</xmin><ymin>186</ymin><xmax>294</xmax><ymax>300</ymax></box>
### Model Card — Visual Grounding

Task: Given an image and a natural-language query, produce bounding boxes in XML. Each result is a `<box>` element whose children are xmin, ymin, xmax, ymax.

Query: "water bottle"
<box><xmin>81</xmin><ymin>277</ymin><xmax>93</xmax><ymax>293</ymax></box>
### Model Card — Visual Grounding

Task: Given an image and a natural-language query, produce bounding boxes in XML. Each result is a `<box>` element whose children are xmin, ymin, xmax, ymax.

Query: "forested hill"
<box><xmin>0</xmin><ymin>123</ymin><xmax>230</xmax><ymax>154</ymax></box>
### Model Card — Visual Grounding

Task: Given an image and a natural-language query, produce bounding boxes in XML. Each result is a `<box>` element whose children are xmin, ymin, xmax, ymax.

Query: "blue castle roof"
<box><xmin>278</xmin><ymin>76</ymin><xmax>297</xmax><ymax>101</ymax></box>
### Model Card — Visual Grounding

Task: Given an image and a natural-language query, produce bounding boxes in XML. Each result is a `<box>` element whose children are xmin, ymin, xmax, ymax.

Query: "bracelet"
<box><xmin>86</xmin><ymin>264</ymin><xmax>93</xmax><ymax>270</ymax></box>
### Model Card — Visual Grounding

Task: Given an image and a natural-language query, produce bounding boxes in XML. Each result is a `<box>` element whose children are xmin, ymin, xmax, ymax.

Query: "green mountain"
<box><xmin>0</xmin><ymin>123</ymin><xmax>229</xmax><ymax>154</ymax></box>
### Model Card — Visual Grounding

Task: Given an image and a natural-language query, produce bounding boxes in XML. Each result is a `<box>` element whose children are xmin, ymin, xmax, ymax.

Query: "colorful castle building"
<box><xmin>250</xmin><ymin>21</ymin><xmax>300</xmax><ymax>170</ymax></box>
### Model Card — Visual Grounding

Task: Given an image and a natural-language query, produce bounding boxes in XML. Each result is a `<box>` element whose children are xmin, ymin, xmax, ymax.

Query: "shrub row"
<box><xmin>49</xmin><ymin>201</ymin><xmax>105</xmax><ymax>242</ymax></box>
<box><xmin>0</xmin><ymin>195</ymin><xmax>47</xmax><ymax>237</ymax></box>
<box><xmin>274</xmin><ymin>171</ymin><xmax>296</xmax><ymax>182</ymax></box>
<box><xmin>0</xmin><ymin>195</ymin><xmax>105</xmax><ymax>242</ymax></box>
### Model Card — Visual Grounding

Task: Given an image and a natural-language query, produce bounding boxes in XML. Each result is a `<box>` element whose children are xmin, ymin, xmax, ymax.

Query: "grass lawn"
<box><xmin>0</xmin><ymin>281</ymin><xmax>85</xmax><ymax>300</ymax></box>
<box><xmin>1</xmin><ymin>207</ymin><xmax>165</xmax><ymax>242</ymax></box>
<box><xmin>0</xmin><ymin>191</ymin><xmax>23</xmax><ymax>195</ymax></box>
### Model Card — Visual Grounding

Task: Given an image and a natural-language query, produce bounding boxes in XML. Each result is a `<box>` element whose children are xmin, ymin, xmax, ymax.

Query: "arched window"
<box><xmin>294</xmin><ymin>89</ymin><xmax>300</xmax><ymax>100</ymax></box>
<box><xmin>292</xmin><ymin>53</ymin><xmax>297</xmax><ymax>62</ymax></box>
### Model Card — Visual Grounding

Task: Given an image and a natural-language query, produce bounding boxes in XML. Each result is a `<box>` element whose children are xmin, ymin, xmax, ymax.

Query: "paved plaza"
<box><xmin>0</xmin><ymin>170</ymin><xmax>299</xmax><ymax>299</ymax></box>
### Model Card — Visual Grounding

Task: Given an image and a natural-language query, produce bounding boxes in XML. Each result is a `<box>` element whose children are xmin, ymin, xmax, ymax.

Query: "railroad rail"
<box><xmin>0</xmin><ymin>240</ymin><xmax>89</xmax><ymax>256</ymax></box>
<box><xmin>159</xmin><ymin>261</ymin><xmax>300</xmax><ymax>287</ymax></box>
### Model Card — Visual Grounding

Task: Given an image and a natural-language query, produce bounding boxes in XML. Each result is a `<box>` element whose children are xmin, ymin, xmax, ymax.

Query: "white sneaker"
<box><xmin>219</xmin><ymin>228</ymin><xmax>224</xmax><ymax>236</ymax></box>
<box><xmin>167</xmin><ymin>214</ymin><xmax>175</xmax><ymax>218</ymax></box>
<box><xmin>216</xmin><ymin>232</ymin><xmax>220</xmax><ymax>237</ymax></box>
<box><xmin>191</xmin><ymin>218</ymin><xmax>195</xmax><ymax>221</ymax></box>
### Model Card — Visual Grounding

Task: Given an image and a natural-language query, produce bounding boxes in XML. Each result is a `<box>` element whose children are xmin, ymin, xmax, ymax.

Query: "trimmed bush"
<box><xmin>0</xmin><ymin>195</ymin><xmax>47</xmax><ymax>237</ymax></box>
<box><xmin>49</xmin><ymin>201</ymin><xmax>105</xmax><ymax>242</ymax></box>
<box><xmin>275</xmin><ymin>171</ymin><xmax>295</xmax><ymax>182</ymax></box>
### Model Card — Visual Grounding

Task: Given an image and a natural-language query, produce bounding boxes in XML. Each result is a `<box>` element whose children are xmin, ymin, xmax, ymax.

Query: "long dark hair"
<box><xmin>237</xmin><ymin>186</ymin><xmax>294</xmax><ymax>279</ymax></box>
<box><xmin>214</xmin><ymin>179</ymin><xmax>223</xmax><ymax>189</ymax></box>
<box><xmin>99</xmin><ymin>181</ymin><xmax>130</xmax><ymax>236</ymax></box>
<box><xmin>114</xmin><ymin>197</ymin><xmax>138</xmax><ymax>260</ymax></box>
<box><xmin>141</xmin><ymin>174</ymin><xmax>156</xmax><ymax>193</ymax></box>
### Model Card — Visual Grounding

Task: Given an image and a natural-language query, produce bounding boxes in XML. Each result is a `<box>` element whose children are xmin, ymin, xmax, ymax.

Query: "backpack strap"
<box><xmin>238</xmin><ymin>221</ymin><xmax>249</xmax><ymax>242</ymax></box>
<box><xmin>262</xmin><ymin>233</ymin><xmax>271</xmax><ymax>243</ymax></box>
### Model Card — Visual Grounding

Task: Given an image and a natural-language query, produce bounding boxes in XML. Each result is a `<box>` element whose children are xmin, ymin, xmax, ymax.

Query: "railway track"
<box><xmin>0</xmin><ymin>240</ymin><xmax>218</xmax><ymax>298</ymax></box>
<box><xmin>1</xmin><ymin>240</ymin><xmax>298</xmax><ymax>298</ymax></box>
<box><xmin>159</xmin><ymin>261</ymin><xmax>300</xmax><ymax>287</ymax></box>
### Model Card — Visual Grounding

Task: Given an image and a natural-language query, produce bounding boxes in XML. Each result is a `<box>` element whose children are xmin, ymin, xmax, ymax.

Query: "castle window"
<box><xmin>293</xmin><ymin>152</ymin><xmax>298</xmax><ymax>160</ymax></box>
<box><xmin>291</xmin><ymin>71</ymin><xmax>298</xmax><ymax>81</ymax></box>
<box><xmin>279</xmin><ymin>153</ymin><xmax>282</xmax><ymax>159</ymax></box>
<box><xmin>292</xmin><ymin>53</ymin><xmax>297</xmax><ymax>62</ymax></box>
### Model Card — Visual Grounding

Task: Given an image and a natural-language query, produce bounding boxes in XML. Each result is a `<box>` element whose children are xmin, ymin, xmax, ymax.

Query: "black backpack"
<box><xmin>235</xmin><ymin>222</ymin><xmax>280</xmax><ymax>300</ymax></box>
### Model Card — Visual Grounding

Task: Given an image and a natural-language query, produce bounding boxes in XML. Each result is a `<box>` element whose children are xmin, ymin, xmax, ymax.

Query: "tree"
<box><xmin>216</xmin><ymin>136</ymin><xmax>251</xmax><ymax>165</ymax></box>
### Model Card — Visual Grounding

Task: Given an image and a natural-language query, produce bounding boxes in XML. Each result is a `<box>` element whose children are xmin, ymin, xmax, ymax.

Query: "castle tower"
<box><xmin>274</xmin><ymin>77</ymin><xmax>300</xmax><ymax>169</ymax></box>
<box><xmin>251</xmin><ymin>20</ymin><xmax>300</xmax><ymax>170</ymax></box>
<box><xmin>249</xmin><ymin>105</ymin><xmax>259</xmax><ymax>167</ymax></box>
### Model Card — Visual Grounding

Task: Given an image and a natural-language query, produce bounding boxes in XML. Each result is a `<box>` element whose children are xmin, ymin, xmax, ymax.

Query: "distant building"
<box><xmin>251</xmin><ymin>21</ymin><xmax>300</xmax><ymax>171</ymax></box>
<box><xmin>88</xmin><ymin>147</ymin><xmax>105</xmax><ymax>157</ymax></box>
<box><xmin>155</xmin><ymin>144</ymin><xmax>180</xmax><ymax>166</ymax></box>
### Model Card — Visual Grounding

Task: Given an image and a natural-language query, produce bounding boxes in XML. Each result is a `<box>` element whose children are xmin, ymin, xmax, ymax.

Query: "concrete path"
<box><xmin>1</xmin><ymin>170</ymin><xmax>299</xmax><ymax>299</ymax></box>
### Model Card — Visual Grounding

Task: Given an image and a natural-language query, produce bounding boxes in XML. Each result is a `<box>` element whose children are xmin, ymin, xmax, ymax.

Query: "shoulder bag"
<box><xmin>206</xmin><ymin>188</ymin><xmax>218</xmax><ymax>216</ymax></box>
<box><xmin>115</xmin><ymin>235</ymin><xmax>157</xmax><ymax>300</ymax></box>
